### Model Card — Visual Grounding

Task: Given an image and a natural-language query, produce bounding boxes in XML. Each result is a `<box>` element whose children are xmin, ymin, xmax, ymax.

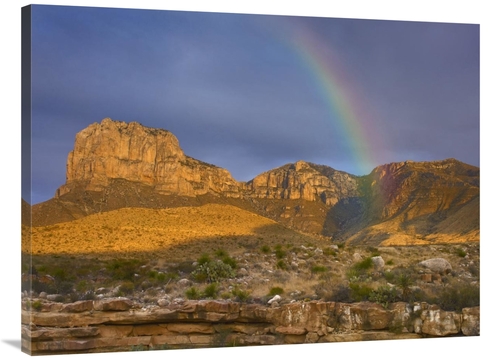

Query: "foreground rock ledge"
<box><xmin>21</xmin><ymin>298</ymin><xmax>479</xmax><ymax>355</ymax></box>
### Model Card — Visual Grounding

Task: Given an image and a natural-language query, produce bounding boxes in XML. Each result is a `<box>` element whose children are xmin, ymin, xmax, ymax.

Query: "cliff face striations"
<box><xmin>56</xmin><ymin>118</ymin><xmax>243</xmax><ymax>198</ymax></box>
<box><xmin>247</xmin><ymin>160</ymin><xmax>360</xmax><ymax>206</ymax></box>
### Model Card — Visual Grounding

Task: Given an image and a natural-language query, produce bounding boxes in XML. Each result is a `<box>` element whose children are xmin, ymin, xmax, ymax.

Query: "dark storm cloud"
<box><xmin>29</xmin><ymin>5</ymin><xmax>479</xmax><ymax>204</ymax></box>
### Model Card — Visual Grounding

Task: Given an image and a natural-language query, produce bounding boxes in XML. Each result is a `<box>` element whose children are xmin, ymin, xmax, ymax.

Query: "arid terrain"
<box><xmin>22</xmin><ymin>119</ymin><xmax>480</xmax><ymax>354</ymax></box>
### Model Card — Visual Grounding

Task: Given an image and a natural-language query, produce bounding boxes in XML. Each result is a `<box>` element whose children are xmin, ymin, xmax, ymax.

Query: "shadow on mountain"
<box><xmin>321</xmin><ymin>196</ymin><xmax>367</xmax><ymax>240</ymax></box>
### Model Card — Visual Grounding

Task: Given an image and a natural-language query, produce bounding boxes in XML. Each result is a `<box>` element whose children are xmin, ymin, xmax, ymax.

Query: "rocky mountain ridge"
<box><xmin>31</xmin><ymin>118</ymin><xmax>479</xmax><ymax>245</ymax></box>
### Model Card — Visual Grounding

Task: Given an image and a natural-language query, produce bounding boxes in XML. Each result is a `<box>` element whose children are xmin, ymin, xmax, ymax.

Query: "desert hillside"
<box><xmin>27</xmin><ymin>203</ymin><xmax>324</xmax><ymax>260</ymax></box>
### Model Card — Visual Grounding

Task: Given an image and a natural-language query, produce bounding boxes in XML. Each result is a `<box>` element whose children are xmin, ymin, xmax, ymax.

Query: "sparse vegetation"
<box><xmin>24</xmin><ymin>207</ymin><xmax>479</xmax><ymax>313</ymax></box>
<box><xmin>231</xmin><ymin>286</ymin><xmax>251</xmax><ymax>303</ymax></box>
<box><xmin>260</xmin><ymin>245</ymin><xmax>271</xmax><ymax>254</ymax></box>
<box><xmin>185</xmin><ymin>287</ymin><xmax>200</xmax><ymax>300</ymax></box>
<box><xmin>436</xmin><ymin>281</ymin><xmax>480</xmax><ymax>311</ymax></box>
<box><xmin>191</xmin><ymin>260</ymin><xmax>236</xmax><ymax>283</ymax></box>
<box><xmin>268</xmin><ymin>287</ymin><xmax>284</xmax><ymax>296</ymax></box>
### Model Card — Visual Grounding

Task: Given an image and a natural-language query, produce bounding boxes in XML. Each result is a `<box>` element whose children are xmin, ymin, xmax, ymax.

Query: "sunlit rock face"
<box><xmin>57</xmin><ymin>118</ymin><xmax>243</xmax><ymax>198</ymax></box>
<box><xmin>247</xmin><ymin>160</ymin><xmax>360</xmax><ymax>206</ymax></box>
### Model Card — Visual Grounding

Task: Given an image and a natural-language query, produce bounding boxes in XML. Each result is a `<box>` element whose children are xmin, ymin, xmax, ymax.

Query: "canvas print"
<box><xmin>21</xmin><ymin>4</ymin><xmax>480</xmax><ymax>356</ymax></box>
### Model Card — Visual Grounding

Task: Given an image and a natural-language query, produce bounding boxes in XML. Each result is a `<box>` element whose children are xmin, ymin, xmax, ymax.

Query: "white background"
<box><xmin>1</xmin><ymin>1</ymin><xmax>497</xmax><ymax>359</ymax></box>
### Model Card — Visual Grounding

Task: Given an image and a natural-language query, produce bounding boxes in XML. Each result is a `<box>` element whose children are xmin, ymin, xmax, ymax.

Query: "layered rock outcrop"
<box><xmin>247</xmin><ymin>160</ymin><xmax>360</xmax><ymax>206</ymax></box>
<box><xmin>56</xmin><ymin>118</ymin><xmax>242</xmax><ymax>198</ymax></box>
<box><xmin>366</xmin><ymin>159</ymin><xmax>479</xmax><ymax>222</ymax></box>
<box><xmin>22</xmin><ymin>298</ymin><xmax>479</xmax><ymax>355</ymax></box>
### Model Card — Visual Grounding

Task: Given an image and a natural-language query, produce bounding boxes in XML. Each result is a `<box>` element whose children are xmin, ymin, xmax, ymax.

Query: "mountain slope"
<box><xmin>30</xmin><ymin>118</ymin><xmax>479</xmax><ymax>246</ymax></box>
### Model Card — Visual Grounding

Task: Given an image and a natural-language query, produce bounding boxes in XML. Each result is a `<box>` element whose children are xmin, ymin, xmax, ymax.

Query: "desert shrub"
<box><xmin>203</xmin><ymin>283</ymin><xmax>219</xmax><ymax>298</ymax></box>
<box><xmin>353</xmin><ymin>258</ymin><xmax>373</xmax><ymax>272</ymax></box>
<box><xmin>268</xmin><ymin>287</ymin><xmax>284</xmax><ymax>296</ymax></box>
<box><xmin>191</xmin><ymin>260</ymin><xmax>236</xmax><ymax>283</ymax></box>
<box><xmin>31</xmin><ymin>300</ymin><xmax>42</xmax><ymax>311</ymax></box>
<box><xmin>215</xmin><ymin>249</ymin><xmax>229</xmax><ymax>258</ymax></box>
<box><xmin>386</xmin><ymin>259</ymin><xmax>394</xmax><ymax>266</ymax></box>
<box><xmin>106</xmin><ymin>259</ymin><xmax>142</xmax><ymax>281</ymax></box>
<box><xmin>383</xmin><ymin>270</ymin><xmax>396</xmax><ymax>282</ymax></box>
<box><xmin>53</xmin><ymin>268</ymin><xmax>68</xmax><ymax>282</ymax></box>
<box><xmin>394</xmin><ymin>271</ymin><xmax>414</xmax><ymax>302</ymax></box>
<box><xmin>275</xmin><ymin>248</ymin><xmax>287</xmax><ymax>260</ymax></box>
<box><xmin>76</xmin><ymin>280</ymin><xmax>91</xmax><ymax>293</ymax></box>
<box><xmin>221</xmin><ymin>256</ymin><xmax>238</xmax><ymax>269</ymax></box>
<box><xmin>57</xmin><ymin>281</ymin><xmax>74</xmax><ymax>295</ymax></box>
<box><xmin>456</xmin><ymin>248</ymin><xmax>467</xmax><ymax>258</ymax></box>
<box><xmin>147</xmin><ymin>271</ymin><xmax>167</xmax><ymax>285</ymax></box>
<box><xmin>185</xmin><ymin>287</ymin><xmax>200</xmax><ymax>300</ymax></box>
<box><xmin>231</xmin><ymin>286</ymin><xmax>251</xmax><ymax>303</ymax></box>
<box><xmin>29</xmin><ymin>279</ymin><xmax>57</xmax><ymax>295</ymax></box>
<box><xmin>119</xmin><ymin>281</ymin><xmax>135</xmax><ymax>295</ymax></box>
<box><xmin>156</xmin><ymin>272</ymin><xmax>167</xmax><ymax>282</ymax></box>
<box><xmin>349</xmin><ymin>282</ymin><xmax>372</xmax><ymax>302</ymax></box>
<box><xmin>260</xmin><ymin>245</ymin><xmax>271</xmax><ymax>254</ymax></box>
<box><xmin>276</xmin><ymin>260</ymin><xmax>287</xmax><ymax>270</ymax></box>
<box><xmin>311</xmin><ymin>265</ymin><xmax>328</xmax><ymax>274</ymax></box>
<box><xmin>437</xmin><ymin>281</ymin><xmax>479</xmax><ymax>311</ymax></box>
<box><xmin>319</xmin><ymin>283</ymin><xmax>352</xmax><ymax>302</ymax></box>
<box><xmin>323</xmin><ymin>247</ymin><xmax>337</xmax><ymax>257</ymax></box>
<box><xmin>368</xmin><ymin>285</ymin><xmax>399</xmax><ymax>307</ymax></box>
<box><xmin>197</xmin><ymin>253</ymin><xmax>211</xmax><ymax>266</ymax></box>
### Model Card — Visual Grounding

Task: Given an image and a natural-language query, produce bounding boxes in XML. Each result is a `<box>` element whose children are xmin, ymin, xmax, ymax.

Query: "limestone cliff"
<box><xmin>56</xmin><ymin>118</ymin><xmax>242</xmax><ymax>198</ymax></box>
<box><xmin>247</xmin><ymin>160</ymin><xmax>360</xmax><ymax>206</ymax></box>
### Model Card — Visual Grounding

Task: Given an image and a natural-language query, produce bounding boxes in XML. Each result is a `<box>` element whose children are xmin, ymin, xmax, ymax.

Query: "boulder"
<box><xmin>421</xmin><ymin>308</ymin><xmax>461</xmax><ymax>336</ymax></box>
<box><xmin>371</xmin><ymin>256</ymin><xmax>385</xmax><ymax>271</ymax></box>
<box><xmin>418</xmin><ymin>258</ymin><xmax>452</xmax><ymax>274</ymax></box>
<box><xmin>267</xmin><ymin>295</ymin><xmax>281</xmax><ymax>305</ymax></box>
<box><xmin>461</xmin><ymin>307</ymin><xmax>480</xmax><ymax>336</ymax></box>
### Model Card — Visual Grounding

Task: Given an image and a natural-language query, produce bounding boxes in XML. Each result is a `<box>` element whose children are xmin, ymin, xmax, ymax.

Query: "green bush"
<box><xmin>311</xmin><ymin>265</ymin><xmax>328</xmax><ymax>274</ymax></box>
<box><xmin>186</xmin><ymin>287</ymin><xmax>200</xmax><ymax>300</ymax></box>
<box><xmin>456</xmin><ymin>248</ymin><xmax>467</xmax><ymax>258</ymax></box>
<box><xmin>260</xmin><ymin>245</ymin><xmax>271</xmax><ymax>254</ymax></box>
<box><xmin>383</xmin><ymin>270</ymin><xmax>395</xmax><ymax>282</ymax></box>
<box><xmin>437</xmin><ymin>282</ymin><xmax>479</xmax><ymax>311</ymax></box>
<box><xmin>395</xmin><ymin>272</ymin><xmax>414</xmax><ymax>302</ymax></box>
<box><xmin>215</xmin><ymin>249</ymin><xmax>229</xmax><ymax>258</ymax></box>
<box><xmin>276</xmin><ymin>260</ymin><xmax>287</xmax><ymax>270</ymax></box>
<box><xmin>368</xmin><ymin>285</ymin><xmax>399</xmax><ymax>307</ymax></box>
<box><xmin>268</xmin><ymin>287</ymin><xmax>284</xmax><ymax>296</ymax></box>
<box><xmin>353</xmin><ymin>258</ymin><xmax>373</xmax><ymax>271</ymax></box>
<box><xmin>57</xmin><ymin>281</ymin><xmax>74</xmax><ymax>295</ymax></box>
<box><xmin>203</xmin><ymin>283</ymin><xmax>219</xmax><ymax>298</ymax></box>
<box><xmin>323</xmin><ymin>248</ymin><xmax>337</xmax><ymax>257</ymax></box>
<box><xmin>197</xmin><ymin>253</ymin><xmax>211</xmax><ymax>266</ymax></box>
<box><xmin>232</xmin><ymin>287</ymin><xmax>251</xmax><ymax>303</ymax></box>
<box><xmin>222</xmin><ymin>256</ymin><xmax>237</xmax><ymax>269</ymax></box>
<box><xmin>119</xmin><ymin>281</ymin><xmax>135</xmax><ymax>295</ymax></box>
<box><xmin>106</xmin><ymin>259</ymin><xmax>142</xmax><ymax>281</ymax></box>
<box><xmin>275</xmin><ymin>248</ymin><xmax>287</xmax><ymax>260</ymax></box>
<box><xmin>191</xmin><ymin>260</ymin><xmax>236</xmax><ymax>283</ymax></box>
<box><xmin>349</xmin><ymin>282</ymin><xmax>372</xmax><ymax>302</ymax></box>
<box><xmin>31</xmin><ymin>300</ymin><xmax>42</xmax><ymax>311</ymax></box>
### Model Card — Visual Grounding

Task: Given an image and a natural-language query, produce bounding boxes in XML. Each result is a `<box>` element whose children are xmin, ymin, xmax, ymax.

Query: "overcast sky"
<box><xmin>26</xmin><ymin>4</ymin><xmax>479</xmax><ymax>205</ymax></box>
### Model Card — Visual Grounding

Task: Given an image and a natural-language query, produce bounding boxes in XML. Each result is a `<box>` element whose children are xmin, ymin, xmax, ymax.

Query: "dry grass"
<box><xmin>27</xmin><ymin>204</ymin><xmax>327</xmax><ymax>261</ymax></box>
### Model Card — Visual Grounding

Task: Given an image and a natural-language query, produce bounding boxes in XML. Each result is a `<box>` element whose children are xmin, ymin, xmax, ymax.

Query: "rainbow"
<box><xmin>274</xmin><ymin>19</ymin><xmax>384</xmax><ymax>175</ymax></box>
